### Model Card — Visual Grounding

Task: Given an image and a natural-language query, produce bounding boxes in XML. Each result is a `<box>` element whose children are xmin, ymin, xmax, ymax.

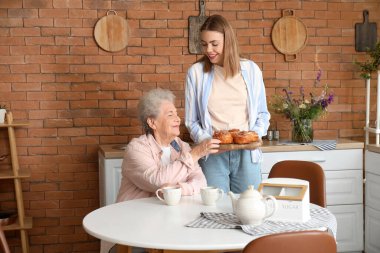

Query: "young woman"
<box><xmin>185</xmin><ymin>14</ymin><xmax>270</xmax><ymax>193</ymax></box>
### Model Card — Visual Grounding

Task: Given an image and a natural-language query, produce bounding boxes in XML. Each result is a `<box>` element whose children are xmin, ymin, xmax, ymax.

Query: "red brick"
<box><xmin>39</xmin><ymin>9</ymin><xmax>68</xmax><ymax>18</ymax></box>
<box><xmin>53</xmin><ymin>0</ymin><xmax>82</xmax><ymax>8</ymax></box>
<box><xmin>24</xmin><ymin>0</ymin><xmax>52</xmax><ymax>8</ymax></box>
<box><xmin>25</xmin><ymin>55</ymin><xmax>55</xmax><ymax>64</ymax></box>
<box><xmin>70</xmin><ymin>27</ymin><xmax>93</xmax><ymax>36</ymax></box>
<box><xmin>7</xmin><ymin>8</ymin><xmax>38</xmax><ymax>18</ymax></box>
<box><xmin>25</xmin><ymin>37</ymin><xmax>55</xmax><ymax>45</ymax></box>
<box><xmin>41</xmin><ymin>64</ymin><xmax>70</xmax><ymax>73</ymax></box>
<box><xmin>55</xmin><ymin>37</ymin><xmax>84</xmax><ymax>46</ymax></box>
<box><xmin>24</xmin><ymin>18</ymin><xmax>53</xmax><ymax>27</ymax></box>
<box><xmin>0</xmin><ymin>56</ymin><xmax>25</xmax><ymax>64</ymax></box>
<box><xmin>0</xmin><ymin>0</ymin><xmax>22</xmax><ymax>8</ymax></box>
<box><xmin>44</xmin><ymin>119</ymin><xmax>73</xmax><ymax>128</ymax></box>
<box><xmin>56</xmin><ymin>55</ymin><xmax>84</xmax><ymax>64</ymax></box>
<box><xmin>10</xmin><ymin>45</ymin><xmax>40</xmax><ymax>55</ymax></box>
<box><xmin>69</xmin><ymin>9</ymin><xmax>97</xmax><ymax>18</ymax></box>
<box><xmin>70</xmin><ymin>100</ymin><xmax>98</xmax><ymax>109</ymax></box>
<box><xmin>41</xmin><ymin>27</ymin><xmax>70</xmax><ymax>36</ymax></box>
<box><xmin>74</xmin><ymin>118</ymin><xmax>101</xmax><ymax>127</ymax></box>
<box><xmin>84</xmin><ymin>55</ymin><xmax>112</xmax><ymax>64</ymax></box>
<box><xmin>54</xmin><ymin>18</ymin><xmax>82</xmax><ymax>28</ymax></box>
<box><xmin>10</xmin><ymin>27</ymin><xmax>41</xmax><ymax>36</ymax></box>
<box><xmin>56</xmin><ymin>74</ymin><xmax>85</xmax><ymax>83</ymax></box>
<box><xmin>70</xmin><ymin>65</ymin><xmax>99</xmax><ymax>73</ymax></box>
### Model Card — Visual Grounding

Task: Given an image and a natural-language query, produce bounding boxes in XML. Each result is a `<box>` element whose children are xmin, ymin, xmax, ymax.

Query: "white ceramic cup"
<box><xmin>200</xmin><ymin>186</ymin><xmax>224</xmax><ymax>206</ymax></box>
<box><xmin>155</xmin><ymin>186</ymin><xmax>182</xmax><ymax>206</ymax></box>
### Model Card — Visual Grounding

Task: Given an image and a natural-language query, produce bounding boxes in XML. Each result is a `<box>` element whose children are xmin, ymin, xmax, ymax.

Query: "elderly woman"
<box><xmin>116</xmin><ymin>88</ymin><xmax>220</xmax><ymax>202</ymax></box>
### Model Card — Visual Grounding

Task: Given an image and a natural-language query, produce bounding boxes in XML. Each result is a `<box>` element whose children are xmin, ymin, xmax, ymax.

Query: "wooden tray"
<box><xmin>271</xmin><ymin>9</ymin><xmax>307</xmax><ymax>61</ymax></box>
<box><xmin>219</xmin><ymin>140</ymin><xmax>262</xmax><ymax>150</ymax></box>
<box><xmin>94</xmin><ymin>10</ymin><xmax>128</xmax><ymax>52</ymax></box>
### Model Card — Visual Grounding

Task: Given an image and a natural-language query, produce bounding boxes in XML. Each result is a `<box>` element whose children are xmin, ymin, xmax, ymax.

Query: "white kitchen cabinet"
<box><xmin>98</xmin><ymin>150</ymin><xmax>122</xmax><ymax>207</ymax></box>
<box><xmin>261</xmin><ymin>145</ymin><xmax>363</xmax><ymax>253</ymax></box>
<box><xmin>365</xmin><ymin>148</ymin><xmax>380</xmax><ymax>253</ymax></box>
<box><xmin>98</xmin><ymin>140</ymin><xmax>364</xmax><ymax>253</ymax></box>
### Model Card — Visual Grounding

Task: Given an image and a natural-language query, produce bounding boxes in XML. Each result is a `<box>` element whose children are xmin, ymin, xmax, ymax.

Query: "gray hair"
<box><xmin>138</xmin><ymin>88</ymin><xmax>176</xmax><ymax>134</ymax></box>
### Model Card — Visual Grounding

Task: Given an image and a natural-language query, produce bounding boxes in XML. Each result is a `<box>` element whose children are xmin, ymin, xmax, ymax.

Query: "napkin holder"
<box><xmin>258</xmin><ymin>178</ymin><xmax>311</xmax><ymax>222</ymax></box>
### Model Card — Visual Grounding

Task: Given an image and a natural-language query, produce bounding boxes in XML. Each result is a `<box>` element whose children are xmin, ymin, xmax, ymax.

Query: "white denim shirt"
<box><xmin>185</xmin><ymin>59</ymin><xmax>270</xmax><ymax>163</ymax></box>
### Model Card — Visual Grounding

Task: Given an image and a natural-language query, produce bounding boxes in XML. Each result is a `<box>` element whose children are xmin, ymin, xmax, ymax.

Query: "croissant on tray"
<box><xmin>212</xmin><ymin>130</ymin><xmax>233</xmax><ymax>144</ymax></box>
<box><xmin>213</xmin><ymin>129</ymin><xmax>259</xmax><ymax>144</ymax></box>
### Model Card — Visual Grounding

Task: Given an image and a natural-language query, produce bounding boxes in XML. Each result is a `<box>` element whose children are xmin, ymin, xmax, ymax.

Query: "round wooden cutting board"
<box><xmin>271</xmin><ymin>9</ymin><xmax>308</xmax><ymax>61</ymax></box>
<box><xmin>94</xmin><ymin>10</ymin><xmax>128</xmax><ymax>52</ymax></box>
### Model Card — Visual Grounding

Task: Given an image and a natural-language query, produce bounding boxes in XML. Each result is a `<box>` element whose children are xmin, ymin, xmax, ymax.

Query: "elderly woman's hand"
<box><xmin>190</xmin><ymin>138</ymin><xmax>221</xmax><ymax>162</ymax></box>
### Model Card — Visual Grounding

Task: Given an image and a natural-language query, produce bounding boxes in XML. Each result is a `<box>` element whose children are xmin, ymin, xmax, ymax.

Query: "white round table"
<box><xmin>83</xmin><ymin>194</ymin><xmax>253</xmax><ymax>251</ymax></box>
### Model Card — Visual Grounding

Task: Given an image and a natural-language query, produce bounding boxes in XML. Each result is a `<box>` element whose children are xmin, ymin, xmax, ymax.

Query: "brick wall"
<box><xmin>0</xmin><ymin>0</ymin><xmax>379</xmax><ymax>252</ymax></box>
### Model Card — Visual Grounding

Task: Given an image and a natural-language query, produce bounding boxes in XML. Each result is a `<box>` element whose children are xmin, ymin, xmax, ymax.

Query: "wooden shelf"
<box><xmin>2</xmin><ymin>217</ymin><xmax>32</xmax><ymax>231</ymax></box>
<box><xmin>0</xmin><ymin>121</ymin><xmax>29</xmax><ymax>128</ymax></box>
<box><xmin>0</xmin><ymin>169</ymin><xmax>30</xmax><ymax>179</ymax></box>
<box><xmin>0</xmin><ymin>112</ymin><xmax>31</xmax><ymax>252</ymax></box>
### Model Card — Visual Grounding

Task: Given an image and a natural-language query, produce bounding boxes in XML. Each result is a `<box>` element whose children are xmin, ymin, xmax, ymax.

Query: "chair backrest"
<box><xmin>268</xmin><ymin>160</ymin><xmax>326</xmax><ymax>207</ymax></box>
<box><xmin>242</xmin><ymin>231</ymin><xmax>337</xmax><ymax>253</ymax></box>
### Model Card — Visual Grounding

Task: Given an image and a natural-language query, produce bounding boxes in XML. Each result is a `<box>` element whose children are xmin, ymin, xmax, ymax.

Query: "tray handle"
<box><xmin>282</xmin><ymin>9</ymin><xmax>295</xmax><ymax>17</ymax></box>
<box><xmin>285</xmin><ymin>54</ymin><xmax>297</xmax><ymax>62</ymax></box>
<box><xmin>106</xmin><ymin>10</ymin><xmax>117</xmax><ymax>16</ymax></box>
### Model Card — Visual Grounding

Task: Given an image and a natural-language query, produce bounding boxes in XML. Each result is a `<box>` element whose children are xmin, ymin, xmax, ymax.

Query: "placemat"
<box><xmin>186</xmin><ymin>205</ymin><xmax>337</xmax><ymax>239</ymax></box>
<box><xmin>279</xmin><ymin>140</ymin><xmax>337</xmax><ymax>151</ymax></box>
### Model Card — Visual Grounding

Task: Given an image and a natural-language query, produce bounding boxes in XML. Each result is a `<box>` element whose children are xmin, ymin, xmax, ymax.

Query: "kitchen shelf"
<box><xmin>2</xmin><ymin>217</ymin><xmax>33</xmax><ymax>231</ymax></box>
<box><xmin>364</xmin><ymin>70</ymin><xmax>380</xmax><ymax>146</ymax></box>
<box><xmin>0</xmin><ymin>112</ymin><xmax>31</xmax><ymax>253</ymax></box>
<box><xmin>0</xmin><ymin>169</ymin><xmax>31</xmax><ymax>179</ymax></box>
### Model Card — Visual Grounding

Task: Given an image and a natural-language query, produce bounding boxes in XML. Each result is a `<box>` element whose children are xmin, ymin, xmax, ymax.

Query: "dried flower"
<box><xmin>270</xmin><ymin>70</ymin><xmax>334</xmax><ymax>121</ymax></box>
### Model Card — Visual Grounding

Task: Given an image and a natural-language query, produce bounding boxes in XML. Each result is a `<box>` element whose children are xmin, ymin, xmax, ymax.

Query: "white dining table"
<box><xmin>83</xmin><ymin>194</ymin><xmax>334</xmax><ymax>252</ymax></box>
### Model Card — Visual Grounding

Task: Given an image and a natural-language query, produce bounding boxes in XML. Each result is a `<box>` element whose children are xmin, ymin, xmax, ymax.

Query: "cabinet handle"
<box><xmin>278</xmin><ymin>159</ymin><xmax>326</xmax><ymax>163</ymax></box>
<box><xmin>305</xmin><ymin>159</ymin><xmax>326</xmax><ymax>163</ymax></box>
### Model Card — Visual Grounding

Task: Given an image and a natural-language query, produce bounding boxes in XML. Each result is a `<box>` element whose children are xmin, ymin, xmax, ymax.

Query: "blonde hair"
<box><xmin>199</xmin><ymin>14</ymin><xmax>240</xmax><ymax>78</ymax></box>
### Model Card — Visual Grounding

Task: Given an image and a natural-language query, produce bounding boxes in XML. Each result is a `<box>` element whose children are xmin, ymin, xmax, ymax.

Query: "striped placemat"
<box><xmin>186</xmin><ymin>205</ymin><xmax>337</xmax><ymax>239</ymax></box>
<box><xmin>279</xmin><ymin>140</ymin><xmax>337</xmax><ymax>151</ymax></box>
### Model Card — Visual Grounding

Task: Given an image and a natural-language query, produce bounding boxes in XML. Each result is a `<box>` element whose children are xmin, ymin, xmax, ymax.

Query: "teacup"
<box><xmin>201</xmin><ymin>186</ymin><xmax>224</xmax><ymax>206</ymax></box>
<box><xmin>155</xmin><ymin>186</ymin><xmax>182</xmax><ymax>206</ymax></box>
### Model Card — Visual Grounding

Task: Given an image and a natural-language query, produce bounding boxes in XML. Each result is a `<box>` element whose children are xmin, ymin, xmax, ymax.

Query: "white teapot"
<box><xmin>229</xmin><ymin>185</ymin><xmax>278</xmax><ymax>226</ymax></box>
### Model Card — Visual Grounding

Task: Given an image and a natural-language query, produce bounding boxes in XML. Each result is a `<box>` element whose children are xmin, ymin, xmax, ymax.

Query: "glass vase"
<box><xmin>292</xmin><ymin>119</ymin><xmax>313</xmax><ymax>143</ymax></box>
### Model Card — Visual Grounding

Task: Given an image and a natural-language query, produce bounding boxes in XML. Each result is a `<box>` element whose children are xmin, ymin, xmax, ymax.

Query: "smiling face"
<box><xmin>148</xmin><ymin>100</ymin><xmax>181</xmax><ymax>146</ymax></box>
<box><xmin>201</xmin><ymin>30</ymin><xmax>224</xmax><ymax>66</ymax></box>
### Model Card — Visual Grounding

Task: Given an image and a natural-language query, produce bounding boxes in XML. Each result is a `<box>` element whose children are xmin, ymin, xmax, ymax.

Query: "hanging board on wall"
<box><xmin>94</xmin><ymin>10</ymin><xmax>128</xmax><ymax>52</ymax></box>
<box><xmin>188</xmin><ymin>0</ymin><xmax>208</xmax><ymax>54</ymax></box>
<box><xmin>355</xmin><ymin>10</ymin><xmax>377</xmax><ymax>52</ymax></box>
<box><xmin>271</xmin><ymin>9</ymin><xmax>308</xmax><ymax>62</ymax></box>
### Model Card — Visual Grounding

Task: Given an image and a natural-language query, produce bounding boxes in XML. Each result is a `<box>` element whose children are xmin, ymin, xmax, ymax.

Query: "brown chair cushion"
<box><xmin>243</xmin><ymin>231</ymin><xmax>336</xmax><ymax>253</ymax></box>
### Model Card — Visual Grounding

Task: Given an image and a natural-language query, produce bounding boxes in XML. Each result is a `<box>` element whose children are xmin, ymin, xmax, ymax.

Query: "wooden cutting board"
<box><xmin>355</xmin><ymin>10</ymin><xmax>377</xmax><ymax>52</ymax></box>
<box><xmin>219</xmin><ymin>140</ymin><xmax>263</xmax><ymax>151</ymax></box>
<box><xmin>94</xmin><ymin>10</ymin><xmax>128</xmax><ymax>52</ymax></box>
<box><xmin>188</xmin><ymin>0</ymin><xmax>207</xmax><ymax>54</ymax></box>
<box><xmin>271</xmin><ymin>9</ymin><xmax>308</xmax><ymax>61</ymax></box>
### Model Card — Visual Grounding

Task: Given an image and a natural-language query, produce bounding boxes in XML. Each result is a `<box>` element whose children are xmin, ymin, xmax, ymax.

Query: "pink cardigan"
<box><xmin>116</xmin><ymin>134</ymin><xmax>207</xmax><ymax>202</ymax></box>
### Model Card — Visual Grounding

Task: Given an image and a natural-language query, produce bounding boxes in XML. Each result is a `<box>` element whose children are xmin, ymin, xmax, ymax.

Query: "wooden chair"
<box><xmin>268</xmin><ymin>160</ymin><xmax>326</xmax><ymax>207</ymax></box>
<box><xmin>242</xmin><ymin>231</ymin><xmax>337</xmax><ymax>253</ymax></box>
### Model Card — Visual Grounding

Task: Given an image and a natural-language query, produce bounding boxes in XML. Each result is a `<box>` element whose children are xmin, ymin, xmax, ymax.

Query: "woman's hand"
<box><xmin>190</xmin><ymin>138</ymin><xmax>221</xmax><ymax>162</ymax></box>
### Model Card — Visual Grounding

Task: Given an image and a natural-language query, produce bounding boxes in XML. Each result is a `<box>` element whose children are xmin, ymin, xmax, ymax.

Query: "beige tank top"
<box><xmin>208</xmin><ymin>65</ymin><xmax>249</xmax><ymax>131</ymax></box>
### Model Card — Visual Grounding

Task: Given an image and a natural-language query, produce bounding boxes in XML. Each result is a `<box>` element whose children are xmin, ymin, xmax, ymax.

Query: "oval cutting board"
<box><xmin>94</xmin><ymin>10</ymin><xmax>128</xmax><ymax>52</ymax></box>
<box><xmin>271</xmin><ymin>9</ymin><xmax>307</xmax><ymax>61</ymax></box>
